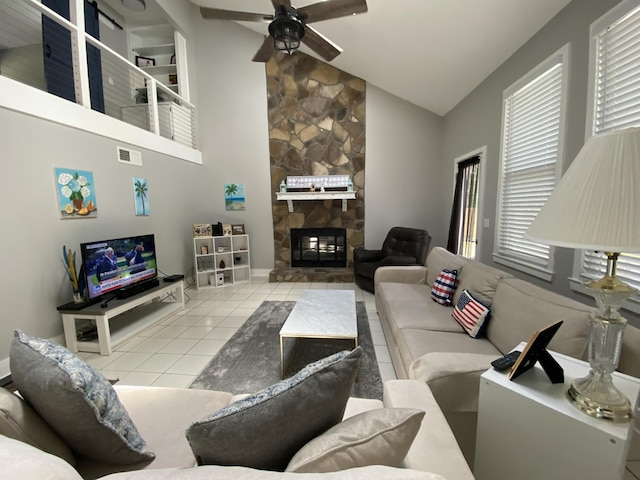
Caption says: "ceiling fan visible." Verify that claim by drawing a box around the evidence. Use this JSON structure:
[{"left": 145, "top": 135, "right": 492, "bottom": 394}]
[{"left": 200, "top": 0, "right": 368, "bottom": 63}]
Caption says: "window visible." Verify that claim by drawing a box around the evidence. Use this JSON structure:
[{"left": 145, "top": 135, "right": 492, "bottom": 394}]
[
  {"left": 493, "top": 46, "right": 569, "bottom": 281},
  {"left": 574, "top": 0, "right": 640, "bottom": 302}
]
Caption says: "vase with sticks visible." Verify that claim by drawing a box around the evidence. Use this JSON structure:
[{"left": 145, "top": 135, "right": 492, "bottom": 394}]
[{"left": 62, "top": 246, "right": 86, "bottom": 304}]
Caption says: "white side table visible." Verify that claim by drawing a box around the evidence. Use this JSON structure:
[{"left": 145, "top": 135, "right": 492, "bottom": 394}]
[{"left": 475, "top": 342, "right": 640, "bottom": 480}]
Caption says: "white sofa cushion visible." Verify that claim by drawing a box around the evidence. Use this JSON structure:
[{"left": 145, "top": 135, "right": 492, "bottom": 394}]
[
  {"left": 286, "top": 408, "right": 424, "bottom": 473},
  {"left": 0, "top": 435, "right": 83, "bottom": 480},
  {"left": 100, "top": 465, "right": 448, "bottom": 479},
  {"left": 0, "top": 387, "right": 76, "bottom": 466},
  {"left": 487, "top": 278, "right": 591, "bottom": 358}
]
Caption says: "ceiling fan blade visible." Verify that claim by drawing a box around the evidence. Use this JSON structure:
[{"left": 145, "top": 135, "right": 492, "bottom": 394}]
[
  {"left": 271, "top": 0, "right": 292, "bottom": 10},
  {"left": 252, "top": 36, "right": 276, "bottom": 63},
  {"left": 298, "top": 0, "right": 367, "bottom": 24},
  {"left": 301, "top": 25, "right": 343, "bottom": 62},
  {"left": 200, "top": 7, "right": 272, "bottom": 23}
]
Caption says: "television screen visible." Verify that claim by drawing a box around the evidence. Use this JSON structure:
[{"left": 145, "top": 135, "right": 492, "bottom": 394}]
[{"left": 81, "top": 234, "right": 157, "bottom": 300}]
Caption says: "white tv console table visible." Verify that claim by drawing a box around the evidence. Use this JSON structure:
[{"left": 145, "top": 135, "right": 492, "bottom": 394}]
[{"left": 59, "top": 281, "right": 184, "bottom": 356}]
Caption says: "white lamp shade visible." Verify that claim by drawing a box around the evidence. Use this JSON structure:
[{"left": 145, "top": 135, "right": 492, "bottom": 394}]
[{"left": 527, "top": 127, "right": 640, "bottom": 252}]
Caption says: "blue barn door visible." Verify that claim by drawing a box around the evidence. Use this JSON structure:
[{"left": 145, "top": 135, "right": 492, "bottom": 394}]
[{"left": 42, "top": 0, "right": 104, "bottom": 112}]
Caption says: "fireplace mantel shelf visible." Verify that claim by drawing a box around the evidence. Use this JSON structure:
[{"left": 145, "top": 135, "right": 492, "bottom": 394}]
[{"left": 276, "top": 191, "right": 356, "bottom": 212}]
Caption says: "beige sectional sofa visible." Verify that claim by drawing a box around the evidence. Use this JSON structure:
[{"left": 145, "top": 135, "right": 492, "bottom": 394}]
[
  {"left": 375, "top": 246, "right": 640, "bottom": 463},
  {"left": 1, "top": 379, "right": 474, "bottom": 480}
]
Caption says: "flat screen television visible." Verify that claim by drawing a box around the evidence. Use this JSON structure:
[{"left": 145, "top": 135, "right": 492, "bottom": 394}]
[{"left": 80, "top": 233, "right": 158, "bottom": 301}]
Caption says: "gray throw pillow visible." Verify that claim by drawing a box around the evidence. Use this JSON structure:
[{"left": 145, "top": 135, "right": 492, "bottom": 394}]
[
  {"left": 286, "top": 408, "right": 424, "bottom": 473},
  {"left": 186, "top": 347, "right": 362, "bottom": 471},
  {"left": 10, "top": 330, "right": 155, "bottom": 465}
]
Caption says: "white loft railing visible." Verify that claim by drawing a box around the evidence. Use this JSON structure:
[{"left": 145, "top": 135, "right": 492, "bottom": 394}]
[{"left": 0, "top": 0, "right": 199, "bottom": 162}]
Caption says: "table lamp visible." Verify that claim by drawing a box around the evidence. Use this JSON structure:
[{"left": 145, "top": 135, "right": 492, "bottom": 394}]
[{"left": 526, "top": 126, "right": 640, "bottom": 422}]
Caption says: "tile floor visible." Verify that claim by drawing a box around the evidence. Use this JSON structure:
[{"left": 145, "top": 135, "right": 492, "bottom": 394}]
[{"left": 77, "top": 276, "right": 397, "bottom": 388}]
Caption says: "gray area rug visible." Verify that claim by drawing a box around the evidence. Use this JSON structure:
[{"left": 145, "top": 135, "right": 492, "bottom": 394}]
[{"left": 189, "top": 300, "right": 383, "bottom": 400}]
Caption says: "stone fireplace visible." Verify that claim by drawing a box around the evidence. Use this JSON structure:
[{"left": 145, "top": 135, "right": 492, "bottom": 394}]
[
  {"left": 266, "top": 51, "right": 365, "bottom": 283},
  {"left": 291, "top": 228, "right": 347, "bottom": 268}
]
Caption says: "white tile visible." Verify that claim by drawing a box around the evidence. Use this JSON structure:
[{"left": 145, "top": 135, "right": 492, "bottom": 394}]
[
  {"left": 99, "top": 370, "right": 128, "bottom": 382},
  {"left": 208, "top": 307, "right": 237, "bottom": 317},
  {"left": 371, "top": 330, "right": 388, "bottom": 346},
  {"left": 368, "top": 319, "right": 383, "bottom": 332},
  {"left": 218, "top": 316, "right": 248, "bottom": 328},
  {"left": 137, "top": 324, "right": 167, "bottom": 337},
  {"left": 104, "top": 352, "right": 153, "bottom": 371},
  {"left": 153, "top": 325, "right": 188, "bottom": 339},
  {"left": 114, "top": 336, "right": 147, "bottom": 352},
  {"left": 165, "top": 355, "right": 212, "bottom": 375},
  {"left": 204, "top": 327, "right": 238, "bottom": 341},
  {"left": 128, "top": 337, "right": 173, "bottom": 353},
  {"left": 230, "top": 307, "right": 257, "bottom": 319},
  {"left": 220, "top": 300, "right": 244, "bottom": 308},
  {"left": 265, "top": 293, "right": 289, "bottom": 301},
  {"left": 374, "top": 345, "right": 392, "bottom": 363},
  {"left": 191, "top": 316, "right": 224, "bottom": 328},
  {"left": 177, "top": 326, "right": 214, "bottom": 340},
  {"left": 378, "top": 362, "right": 397, "bottom": 382},
  {"left": 188, "top": 339, "right": 226, "bottom": 356},
  {"left": 135, "top": 353, "right": 182, "bottom": 373},
  {"left": 85, "top": 351, "right": 124, "bottom": 370},
  {"left": 152, "top": 374, "right": 195, "bottom": 388},
  {"left": 167, "top": 315, "right": 202, "bottom": 327},
  {"left": 119, "top": 371, "right": 161, "bottom": 386},
  {"left": 158, "top": 338, "right": 199, "bottom": 354}
]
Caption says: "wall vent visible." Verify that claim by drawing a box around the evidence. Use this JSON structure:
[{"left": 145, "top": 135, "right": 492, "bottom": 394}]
[{"left": 117, "top": 147, "right": 142, "bottom": 166}]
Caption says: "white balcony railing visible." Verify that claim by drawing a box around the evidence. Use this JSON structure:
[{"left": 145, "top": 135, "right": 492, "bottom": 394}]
[{"left": 0, "top": 0, "right": 197, "bottom": 153}]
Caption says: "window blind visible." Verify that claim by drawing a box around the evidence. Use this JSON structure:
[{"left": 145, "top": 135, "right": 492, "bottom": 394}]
[
  {"left": 582, "top": 3, "right": 640, "bottom": 290},
  {"left": 496, "top": 62, "right": 564, "bottom": 269}
]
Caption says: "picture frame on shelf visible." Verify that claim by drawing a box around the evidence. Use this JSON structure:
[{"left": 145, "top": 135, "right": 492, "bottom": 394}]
[
  {"left": 200, "top": 245, "right": 208, "bottom": 255},
  {"left": 193, "top": 223, "right": 212, "bottom": 237},
  {"left": 135, "top": 55, "right": 155, "bottom": 68},
  {"left": 232, "top": 224, "right": 246, "bottom": 235},
  {"left": 222, "top": 224, "right": 232, "bottom": 236}
]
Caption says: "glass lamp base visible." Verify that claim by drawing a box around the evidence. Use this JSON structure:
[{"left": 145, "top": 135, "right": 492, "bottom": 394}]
[{"left": 567, "top": 372, "right": 632, "bottom": 422}]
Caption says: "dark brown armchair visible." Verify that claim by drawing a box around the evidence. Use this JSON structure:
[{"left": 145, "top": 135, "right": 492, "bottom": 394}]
[{"left": 353, "top": 227, "right": 432, "bottom": 292}]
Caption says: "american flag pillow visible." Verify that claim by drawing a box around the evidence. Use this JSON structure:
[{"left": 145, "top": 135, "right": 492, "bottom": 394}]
[
  {"left": 431, "top": 269, "right": 459, "bottom": 306},
  {"left": 452, "top": 289, "right": 491, "bottom": 338}
]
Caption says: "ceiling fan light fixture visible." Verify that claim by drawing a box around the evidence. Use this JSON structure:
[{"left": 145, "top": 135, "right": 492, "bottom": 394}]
[
  {"left": 268, "top": 13, "right": 305, "bottom": 55},
  {"left": 122, "top": 0, "right": 145, "bottom": 12}
]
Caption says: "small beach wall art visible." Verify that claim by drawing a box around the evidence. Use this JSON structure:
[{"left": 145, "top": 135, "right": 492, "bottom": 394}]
[{"left": 224, "top": 183, "right": 246, "bottom": 211}]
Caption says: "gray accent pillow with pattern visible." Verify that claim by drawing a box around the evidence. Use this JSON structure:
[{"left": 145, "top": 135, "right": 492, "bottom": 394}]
[
  {"left": 10, "top": 330, "right": 155, "bottom": 465},
  {"left": 186, "top": 347, "right": 362, "bottom": 471}
]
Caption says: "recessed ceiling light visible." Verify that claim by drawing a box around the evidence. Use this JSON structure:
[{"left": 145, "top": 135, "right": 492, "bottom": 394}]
[{"left": 122, "top": 0, "right": 145, "bottom": 12}]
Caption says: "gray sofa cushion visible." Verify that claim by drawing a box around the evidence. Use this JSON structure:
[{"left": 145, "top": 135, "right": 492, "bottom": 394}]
[
  {"left": 10, "top": 330, "right": 154, "bottom": 465},
  {"left": 185, "top": 348, "right": 361, "bottom": 471},
  {"left": 0, "top": 387, "right": 76, "bottom": 466},
  {"left": 486, "top": 278, "right": 591, "bottom": 357}
]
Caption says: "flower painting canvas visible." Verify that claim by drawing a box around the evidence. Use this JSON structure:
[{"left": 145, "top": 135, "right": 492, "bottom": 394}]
[
  {"left": 55, "top": 168, "right": 97, "bottom": 219},
  {"left": 133, "top": 177, "right": 150, "bottom": 216},
  {"left": 224, "top": 183, "right": 245, "bottom": 211}
]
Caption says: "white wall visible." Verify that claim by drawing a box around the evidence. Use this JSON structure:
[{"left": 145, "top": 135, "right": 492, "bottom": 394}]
[
  {"left": 0, "top": 5, "right": 448, "bottom": 365},
  {"left": 365, "top": 85, "right": 445, "bottom": 249}
]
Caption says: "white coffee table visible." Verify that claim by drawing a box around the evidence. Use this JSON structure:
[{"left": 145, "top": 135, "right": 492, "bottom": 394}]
[{"left": 279, "top": 289, "right": 358, "bottom": 378}]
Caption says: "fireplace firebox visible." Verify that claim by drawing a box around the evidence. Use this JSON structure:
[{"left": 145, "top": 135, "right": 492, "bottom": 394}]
[{"left": 291, "top": 228, "right": 347, "bottom": 268}]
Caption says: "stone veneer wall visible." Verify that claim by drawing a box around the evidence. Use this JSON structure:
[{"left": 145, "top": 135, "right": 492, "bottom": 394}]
[{"left": 267, "top": 51, "right": 365, "bottom": 281}]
